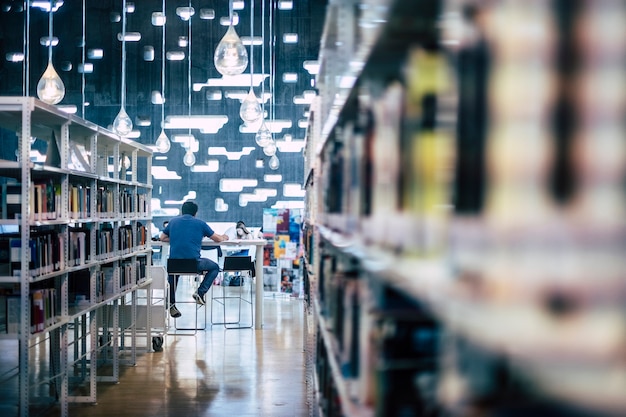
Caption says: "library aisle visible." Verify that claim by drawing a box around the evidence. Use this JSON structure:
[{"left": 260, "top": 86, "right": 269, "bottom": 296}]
[{"left": 3, "top": 296, "right": 311, "bottom": 417}]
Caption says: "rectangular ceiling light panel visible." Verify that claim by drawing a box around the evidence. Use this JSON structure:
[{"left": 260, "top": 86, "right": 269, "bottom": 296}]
[
  {"left": 219, "top": 178, "right": 258, "bottom": 192},
  {"left": 283, "top": 183, "right": 306, "bottom": 197},
  {"left": 208, "top": 146, "right": 255, "bottom": 160}
]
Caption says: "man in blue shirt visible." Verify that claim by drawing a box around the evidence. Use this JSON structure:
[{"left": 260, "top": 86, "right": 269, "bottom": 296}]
[{"left": 160, "top": 201, "right": 229, "bottom": 317}]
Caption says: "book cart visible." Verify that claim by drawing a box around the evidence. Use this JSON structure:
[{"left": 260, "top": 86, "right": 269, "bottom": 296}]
[
  {"left": 0, "top": 96, "right": 155, "bottom": 417},
  {"left": 303, "top": 1, "right": 626, "bottom": 416}
]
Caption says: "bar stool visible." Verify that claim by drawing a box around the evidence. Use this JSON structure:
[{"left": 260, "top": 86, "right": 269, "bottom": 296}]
[
  {"left": 167, "top": 258, "right": 206, "bottom": 334},
  {"left": 210, "top": 255, "right": 254, "bottom": 329}
]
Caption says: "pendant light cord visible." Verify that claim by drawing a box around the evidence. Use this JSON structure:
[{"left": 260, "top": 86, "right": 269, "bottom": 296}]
[
  {"left": 250, "top": 0, "right": 254, "bottom": 88},
  {"left": 23, "top": 0, "right": 30, "bottom": 96},
  {"left": 161, "top": 0, "right": 166, "bottom": 130},
  {"left": 48, "top": 1, "right": 53, "bottom": 63},
  {"left": 121, "top": 0, "right": 127, "bottom": 109},
  {"left": 187, "top": 0, "right": 192, "bottom": 148},
  {"left": 269, "top": 0, "right": 274, "bottom": 128},
  {"left": 261, "top": 0, "right": 265, "bottom": 114},
  {"left": 81, "top": 0, "right": 86, "bottom": 117}
]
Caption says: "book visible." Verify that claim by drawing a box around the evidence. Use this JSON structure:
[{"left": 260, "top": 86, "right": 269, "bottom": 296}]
[
  {"left": 0, "top": 238, "right": 10, "bottom": 276},
  {"left": 31, "top": 289, "right": 45, "bottom": 333},
  {"left": 68, "top": 227, "right": 89, "bottom": 266},
  {"left": 44, "top": 288, "right": 56, "bottom": 327},
  {"left": 45, "top": 130, "right": 61, "bottom": 168},
  {"left": 10, "top": 238, "right": 21, "bottom": 276},
  {"left": 6, "top": 296, "right": 19, "bottom": 333},
  {"left": 70, "top": 185, "right": 79, "bottom": 218},
  {"left": 6, "top": 183, "right": 22, "bottom": 220},
  {"left": 102, "top": 266, "right": 115, "bottom": 297}
]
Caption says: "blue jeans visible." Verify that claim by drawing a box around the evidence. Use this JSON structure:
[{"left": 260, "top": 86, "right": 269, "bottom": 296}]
[{"left": 168, "top": 257, "right": 220, "bottom": 305}]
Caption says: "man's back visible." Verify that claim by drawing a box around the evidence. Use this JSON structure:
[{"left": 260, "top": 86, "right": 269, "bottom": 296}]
[{"left": 166, "top": 214, "right": 213, "bottom": 259}]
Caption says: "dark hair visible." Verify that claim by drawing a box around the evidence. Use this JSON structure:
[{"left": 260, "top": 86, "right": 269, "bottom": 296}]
[
  {"left": 181, "top": 201, "right": 198, "bottom": 216},
  {"left": 236, "top": 220, "right": 250, "bottom": 233}
]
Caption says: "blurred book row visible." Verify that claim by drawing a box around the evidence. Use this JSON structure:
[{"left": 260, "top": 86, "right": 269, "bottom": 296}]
[{"left": 305, "top": 1, "right": 626, "bottom": 416}]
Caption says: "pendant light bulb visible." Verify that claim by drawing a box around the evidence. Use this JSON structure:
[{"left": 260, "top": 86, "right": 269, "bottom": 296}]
[
  {"left": 183, "top": 149, "right": 196, "bottom": 167},
  {"left": 38, "top": 3, "right": 64, "bottom": 105},
  {"left": 262, "top": 139, "right": 277, "bottom": 156},
  {"left": 37, "top": 61, "right": 65, "bottom": 104},
  {"left": 155, "top": 129, "right": 171, "bottom": 153},
  {"left": 113, "top": 106, "right": 133, "bottom": 136},
  {"left": 255, "top": 121, "right": 272, "bottom": 147},
  {"left": 115, "top": 0, "right": 132, "bottom": 137},
  {"left": 269, "top": 154, "right": 280, "bottom": 170},
  {"left": 240, "top": 88, "right": 263, "bottom": 124},
  {"left": 214, "top": 25, "right": 248, "bottom": 76},
  {"left": 119, "top": 154, "right": 131, "bottom": 171}
]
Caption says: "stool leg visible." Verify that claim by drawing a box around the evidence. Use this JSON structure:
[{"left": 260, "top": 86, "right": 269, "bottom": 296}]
[
  {"left": 224, "top": 272, "right": 253, "bottom": 330},
  {"left": 210, "top": 276, "right": 227, "bottom": 325},
  {"left": 169, "top": 274, "right": 206, "bottom": 334}
]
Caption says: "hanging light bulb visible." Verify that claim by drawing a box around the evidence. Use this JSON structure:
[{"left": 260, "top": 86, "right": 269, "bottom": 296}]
[
  {"left": 214, "top": 25, "right": 248, "bottom": 76},
  {"left": 37, "top": 3, "right": 65, "bottom": 104},
  {"left": 113, "top": 0, "right": 133, "bottom": 136},
  {"left": 214, "top": 0, "right": 247, "bottom": 76},
  {"left": 268, "top": 154, "right": 280, "bottom": 170},
  {"left": 262, "top": 139, "right": 277, "bottom": 156},
  {"left": 182, "top": 0, "right": 195, "bottom": 168},
  {"left": 122, "top": 154, "right": 131, "bottom": 170},
  {"left": 240, "top": 0, "right": 259, "bottom": 125},
  {"left": 255, "top": 121, "right": 272, "bottom": 147},
  {"left": 183, "top": 148, "right": 196, "bottom": 166},
  {"left": 240, "top": 88, "right": 263, "bottom": 124},
  {"left": 113, "top": 107, "right": 132, "bottom": 136},
  {"left": 155, "top": 129, "right": 171, "bottom": 153},
  {"left": 37, "top": 61, "right": 65, "bottom": 104}
]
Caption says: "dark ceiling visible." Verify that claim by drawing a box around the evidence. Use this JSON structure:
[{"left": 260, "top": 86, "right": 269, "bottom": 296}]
[{"left": 0, "top": 0, "right": 327, "bottom": 226}]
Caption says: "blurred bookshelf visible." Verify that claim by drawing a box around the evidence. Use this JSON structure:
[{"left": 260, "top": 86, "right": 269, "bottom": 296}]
[{"left": 303, "top": 1, "right": 626, "bottom": 416}]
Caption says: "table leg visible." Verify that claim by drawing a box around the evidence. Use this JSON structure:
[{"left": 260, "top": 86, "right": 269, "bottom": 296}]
[{"left": 255, "top": 245, "right": 263, "bottom": 329}]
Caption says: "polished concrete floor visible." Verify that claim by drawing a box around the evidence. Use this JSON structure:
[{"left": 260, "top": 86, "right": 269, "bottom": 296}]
[{"left": 1, "top": 284, "right": 313, "bottom": 417}]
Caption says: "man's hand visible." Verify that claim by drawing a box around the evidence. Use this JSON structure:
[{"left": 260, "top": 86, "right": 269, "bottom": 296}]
[{"left": 210, "top": 232, "right": 229, "bottom": 242}]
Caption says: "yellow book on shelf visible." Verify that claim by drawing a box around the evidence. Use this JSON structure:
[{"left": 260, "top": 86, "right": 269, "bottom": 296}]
[{"left": 71, "top": 186, "right": 79, "bottom": 217}]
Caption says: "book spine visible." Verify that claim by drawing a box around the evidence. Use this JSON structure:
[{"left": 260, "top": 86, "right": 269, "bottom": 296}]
[{"left": 6, "top": 296, "right": 19, "bottom": 334}]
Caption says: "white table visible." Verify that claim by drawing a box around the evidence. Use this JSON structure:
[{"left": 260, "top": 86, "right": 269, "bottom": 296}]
[{"left": 153, "top": 239, "right": 267, "bottom": 329}]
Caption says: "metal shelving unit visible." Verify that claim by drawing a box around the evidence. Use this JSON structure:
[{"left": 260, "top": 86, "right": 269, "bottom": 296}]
[{"left": 0, "top": 96, "right": 154, "bottom": 417}]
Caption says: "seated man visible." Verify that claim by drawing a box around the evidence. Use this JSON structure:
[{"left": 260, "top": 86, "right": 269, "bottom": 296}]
[{"left": 160, "top": 201, "right": 229, "bottom": 317}]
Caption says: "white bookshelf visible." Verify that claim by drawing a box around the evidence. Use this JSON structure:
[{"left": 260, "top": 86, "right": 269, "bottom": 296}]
[{"left": 0, "top": 96, "right": 154, "bottom": 417}]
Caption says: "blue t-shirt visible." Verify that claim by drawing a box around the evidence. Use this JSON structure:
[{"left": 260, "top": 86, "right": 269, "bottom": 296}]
[{"left": 163, "top": 214, "right": 215, "bottom": 259}]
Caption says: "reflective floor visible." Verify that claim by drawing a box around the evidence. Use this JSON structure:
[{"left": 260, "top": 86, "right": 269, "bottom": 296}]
[
  {"left": 1, "top": 287, "right": 311, "bottom": 417},
  {"left": 75, "top": 294, "right": 309, "bottom": 417}
]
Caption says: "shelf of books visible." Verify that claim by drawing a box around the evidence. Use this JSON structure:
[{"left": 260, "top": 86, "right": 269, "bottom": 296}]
[
  {"left": 0, "top": 96, "right": 154, "bottom": 417},
  {"left": 304, "top": 1, "right": 626, "bottom": 416}
]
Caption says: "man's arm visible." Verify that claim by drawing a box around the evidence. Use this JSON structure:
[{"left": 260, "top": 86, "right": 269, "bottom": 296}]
[
  {"left": 209, "top": 232, "right": 229, "bottom": 242},
  {"left": 159, "top": 232, "right": 170, "bottom": 242}
]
